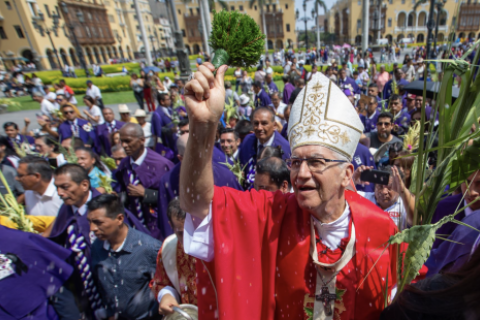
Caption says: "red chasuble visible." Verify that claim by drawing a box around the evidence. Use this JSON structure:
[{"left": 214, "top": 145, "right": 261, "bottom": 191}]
[{"left": 198, "top": 186, "right": 398, "bottom": 320}]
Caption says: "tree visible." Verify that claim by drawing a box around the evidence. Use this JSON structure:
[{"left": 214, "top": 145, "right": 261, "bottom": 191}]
[
  {"left": 313, "top": 0, "right": 327, "bottom": 50},
  {"left": 249, "top": 0, "right": 271, "bottom": 58}
]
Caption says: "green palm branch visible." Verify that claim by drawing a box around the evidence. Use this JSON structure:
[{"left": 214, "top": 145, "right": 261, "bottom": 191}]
[{"left": 220, "top": 156, "right": 247, "bottom": 185}]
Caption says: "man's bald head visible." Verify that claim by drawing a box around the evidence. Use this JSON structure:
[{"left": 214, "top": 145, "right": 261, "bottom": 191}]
[
  {"left": 102, "top": 107, "right": 115, "bottom": 123},
  {"left": 120, "top": 123, "right": 144, "bottom": 138},
  {"left": 119, "top": 123, "right": 145, "bottom": 159},
  {"left": 177, "top": 132, "right": 189, "bottom": 161}
]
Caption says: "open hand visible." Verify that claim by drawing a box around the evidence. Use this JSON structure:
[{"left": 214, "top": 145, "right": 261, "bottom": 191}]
[{"left": 184, "top": 62, "right": 228, "bottom": 124}]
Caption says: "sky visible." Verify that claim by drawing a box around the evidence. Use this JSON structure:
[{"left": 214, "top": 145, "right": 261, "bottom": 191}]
[{"left": 294, "top": 0, "right": 337, "bottom": 30}]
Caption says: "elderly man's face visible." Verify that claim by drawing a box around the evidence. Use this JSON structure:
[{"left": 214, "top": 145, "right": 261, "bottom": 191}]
[
  {"left": 290, "top": 145, "right": 353, "bottom": 217},
  {"left": 54, "top": 173, "right": 90, "bottom": 207},
  {"left": 271, "top": 94, "right": 280, "bottom": 107},
  {"left": 120, "top": 128, "right": 145, "bottom": 158},
  {"left": 374, "top": 176, "right": 399, "bottom": 210},
  {"left": 253, "top": 110, "right": 275, "bottom": 144}
]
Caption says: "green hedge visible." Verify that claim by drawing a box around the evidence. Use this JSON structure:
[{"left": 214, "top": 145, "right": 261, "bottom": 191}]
[{"left": 51, "top": 76, "right": 132, "bottom": 95}]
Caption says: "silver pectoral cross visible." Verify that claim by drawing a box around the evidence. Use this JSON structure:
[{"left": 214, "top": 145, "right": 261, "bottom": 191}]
[{"left": 316, "top": 286, "right": 337, "bottom": 316}]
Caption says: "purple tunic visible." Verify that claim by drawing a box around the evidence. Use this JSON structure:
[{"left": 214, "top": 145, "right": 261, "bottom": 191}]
[
  {"left": 95, "top": 120, "right": 125, "bottom": 156},
  {"left": 0, "top": 225, "right": 73, "bottom": 320},
  {"left": 150, "top": 106, "right": 177, "bottom": 161},
  {"left": 157, "top": 161, "right": 243, "bottom": 238},
  {"left": 282, "top": 82, "right": 295, "bottom": 105},
  {"left": 116, "top": 148, "right": 174, "bottom": 240},
  {"left": 430, "top": 194, "right": 465, "bottom": 250},
  {"left": 338, "top": 76, "right": 360, "bottom": 95},
  {"left": 382, "top": 78, "right": 410, "bottom": 101},
  {"left": 360, "top": 110, "right": 380, "bottom": 133},
  {"left": 238, "top": 131, "right": 291, "bottom": 168},
  {"left": 352, "top": 143, "right": 376, "bottom": 192},
  {"left": 57, "top": 118, "right": 96, "bottom": 146},
  {"left": 8, "top": 135, "right": 35, "bottom": 150},
  {"left": 254, "top": 89, "right": 272, "bottom": 108},
  {"left": 267, "top": 81, "right": 279, "bottom": 94}
]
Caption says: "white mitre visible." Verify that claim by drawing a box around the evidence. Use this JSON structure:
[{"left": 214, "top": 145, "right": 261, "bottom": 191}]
[{"left": 287, "top": 72, "right": 364, "bottom": 160}]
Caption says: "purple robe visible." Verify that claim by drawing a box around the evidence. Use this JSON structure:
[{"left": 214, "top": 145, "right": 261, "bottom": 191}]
[
  {"left": 57, "top": 118, "right": 96, "bottom": 146},
  {"left": 430, "top": 193, "right": 465, "bottom": 250},
  {"left": 360, "top": 110, "right": 380, "bottom": 133},
  {"left": 8, "top": 135, "right": 35, "bottom": 150},
  {"left": 352, "top": 143, "right": 376, "bottom": 192},
  {"left": 393, "top": 109, "right": 411, "bottom": 132},
  {"left": 0, "top": 225, "right": 73, "bottom": 320},
  {"left": 282, "top": 82, "right": 295, "bottom": 104},
  {"left": 426, "top": 209, "right": 480, "bottom": 276},
  {"left": 254, "top": 89, "right": 272, "bottom": 108},
  {"left": 157, "top": 161, "right": 243, "bottom": 238},
  {"left": 150, "top": 106, "right": 176, "bottom": 160},
  {"left": 382, "top": 78, "right": 410, "bottom": 101},
  {"left": 238, "top": 131, "right": 291, "bottom": 169},
  {"left": 281, "top": 123, "right": 288, "bottom": 140},
  {"left": 116, "top": 148, "right": 174, "bottom": 240},
  {"left": 95, "top": 120, "right": 125, "bottom": 156},
  {"left": 338, "top": 76, "right": 360, "bottom": 95},
  {"left": 267, "top": 81, "right": 278, "bottom": 94}
]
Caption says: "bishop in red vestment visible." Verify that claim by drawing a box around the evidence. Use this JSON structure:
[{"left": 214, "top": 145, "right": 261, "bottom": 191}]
[{"left": 178, "top": 63, "right": 399, "bottom": 320}]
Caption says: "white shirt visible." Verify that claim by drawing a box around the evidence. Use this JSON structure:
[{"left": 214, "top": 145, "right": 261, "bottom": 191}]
[
  {"left": 86, "top": 84, "right": 102, "bottom": 99},
  {"left": 130, "top": 147, "right": 148, "bottom": 167},
  {"left": 40, "top": 98, "right": 57, "bottom": 116},
  {"left": 358, "top": 191, "right": 407, "bottom": 230},
  {"left": 24, "top": 179, "right": 63, "bottom": 217},
  {"left": 183, "top": 201, "right": 351, "bottom": 262},
  {"left": 142, "top": 122, "right": 154, "bottom": 147},
  {"left": 273, "top": 102, "right": 287, "bottom": 125},
  {"left": 88, "top": 105, "right": 105, "bottom": 126},
  {"left": 45, "top": 92, "right": 59, "bottom": 109}
]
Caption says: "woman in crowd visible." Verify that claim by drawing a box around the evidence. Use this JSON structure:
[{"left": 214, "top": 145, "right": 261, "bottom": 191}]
[
  {"left": 141, "top": 70, "right": 155, "bottom": 112},
  {"left": 240, "top": 70, "right": 253, "bottom": 94},
  {"left": 75, "top": 147, "right": 109, "bottom": 192},
  {"left": 34, "top": 135, "right": 67, "bottom": 168},
  {"left": 0, "top": 136, "right": 20, "bottom": 168},
  {"left": 82, "top": 95, "right": 104, "bottom": 127},
  {"left": 130, "top": 73, "right": 144, "bottom": 110}
]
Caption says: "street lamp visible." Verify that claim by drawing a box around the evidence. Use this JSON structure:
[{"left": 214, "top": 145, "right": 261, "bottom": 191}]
[
  {"left": 32, "top": 10, "right": 63, "bottom": 70},
  {"left": 296, "top": 1, "right": 312, "bottom": 51},
  {"left": 61, "top": 2, "right": 90, "bottom": 77},
  {"left": 433, "top": 0, "right": 447, "bottom": 55},
  {"left": 149, "top": 33, "right": 157, "bottom": 61}
]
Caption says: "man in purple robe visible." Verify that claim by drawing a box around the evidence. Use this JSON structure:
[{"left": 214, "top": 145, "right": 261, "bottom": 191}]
[
  {"left": 116, "top": 123, "right": 174, "bottom": 240},
  {"left": 361, "top": 96, "right": 382, "bottom": 133},
  {"left": 48, "top": 163, "right": 148, "bottom": 320},
  {"left": 157, "top": 133, "right": 243, "bottom": 238},
  {"left": 265, "top": 74, "right": 278, "bottom": 94},
  {"left": 390, "top": 94, "right": 411, "bottom": 136},
  {"left": 282, "top": 76, "right": 295, "bottom": 105},
  {"left": 95, "top": 107, "right": 124, "bottom": 156},
  {"left": 57, "top": 104, "right": 96, "bottom": 147},
  {"left": 338, "top": 68, "right": 360, "bottom": 95},
  {"left": 382, "top": 69, "right": 410, "bottom": 101},
  {"left": 253, "top": 81, "right": 272, "bottom": 108},
  {"left": 0, "top": 225, "right": 73, "bottom": 320},
  {"left": 4, "top": 121, "right": 35, "bottom": 150},
  {"left": 352, "top": 143, "right": 376, "bottom": 192},
  {"left": 151, "top": 93, "right": 177, "bottom": 159}
]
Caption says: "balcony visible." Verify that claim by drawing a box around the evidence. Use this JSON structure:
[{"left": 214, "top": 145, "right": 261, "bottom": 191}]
[
  {"left": 263, "top": 11, "right": 284, "bottom": 38},
  {"left": 457, "top": 3, "right": 480, "bottom": 31},
  {"left": 183, "top": 14, "right": 203, "bottom": 42},
  {"left": 394, "top": 25, "right": 449, "bottom": 33}
]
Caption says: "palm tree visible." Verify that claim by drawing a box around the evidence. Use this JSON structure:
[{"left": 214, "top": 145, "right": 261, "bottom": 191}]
[
  {"left": 313, "top": 0, "right": 327, "bottom": 50},
  {"left": 249, "top": 0, "right": 271, "bottom": 57}
]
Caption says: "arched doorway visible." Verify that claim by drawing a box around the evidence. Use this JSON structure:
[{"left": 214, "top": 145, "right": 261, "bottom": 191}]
[
  {"left": 417, "top": 33, "right": 424, "bottom": 43},
  {"left": 21, "top": 49, "right": 34, "bottom": 63},
  {"left": 355, "top": 35, "right": 362, "bottom": 45},
  {"left": 60, "top": 48, "right": 69, "bottom": 66},
  {"left": 193, "top": 44, "right": 200, "bottom": 54},
  {"left": 185, "top": 45, "right": 191, "bottom": 55},
  {"left": 397, "top": 34, "right": 405, "bottom": 42},
  {"left": 459, "top": 32, "right": 465, "bottom": 39},
  {"left": 69, "top": 48, "right": 78, "bottom": 66},
  {"left": 437, "top": 33, "right": 445, "bottom": 42},
  {"left": 85, "top": 47, "right": 94, "bottom": 65},
  {"left": 368, "top": 34, "right": 373, "bottom": 44},
  {"left": 46, "top": 49, "right": 57, "bottom": 69},
  {"left": 287, "top": 39, "right": 293, "bottom": 48},
  {"left": 418, "top": 12, "right": 427, "bottom": 27},
  {"left": 99, "top": 47, "right": 107, "bottom": 63},
  {"left": 468, "top": 32, "right": 475, "bottom": 40},
  {"left": 407, "top": 12, "right": 416, "bottom": 27},
  {"left": 118, "top": 46, "right": 124, "bottom": 59},
  {"left": 439, "top": 10, "right": 447, "bottom": 26},
  {"left": 267, "top": 39, "right": 273, "bottom": 50},
  {"left": 126, "top": 46, "right": 132, "bottom": 60},
  {"left": 106, "top": 47, "right": 111, "bottom": 60},
  {"left": 397, "top": 12, "right": 406, "bottom": 27},
  {"left": 112, "top": 47, "right": 117, "bottom": 58},
  {"left": 408, "top": 33, "right": 415, "bottom": 40},
  {"left": 386, "top": 34, "right": 392, "bottom": 43},
  {"left": 276, "top": 39, "right": 283, "bottom": 49},
  {"left": 93, "top": 47, "right": 101, "bottom": 64}
]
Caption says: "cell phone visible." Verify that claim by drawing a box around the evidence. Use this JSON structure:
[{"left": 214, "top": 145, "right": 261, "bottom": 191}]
[{"left": 360, "top": 169, "right": 390, "bottom": 185}]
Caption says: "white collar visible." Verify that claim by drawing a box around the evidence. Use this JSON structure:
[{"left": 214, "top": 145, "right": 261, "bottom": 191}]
[
  {"left": 35, "top": 178, "right": 56, "bottom": 198},
  {"left": 69, "top": 119, "right": 77, "bottom": 125},
  {"left": 312, "top": 202, "right": 351, "bottom": 250},
  {"left": 257, "top": 132, "right": 276, "bottom": 149},
  {"left": 130, "top": 147, "right": 147, "bottom": 167},
  {"left": 230, "top": 149, "right": 239, "bottom": 161},
  {"left": 108, "top": 120, "right": 116, "bottom": 126},
  {"left": 72, "top": 191, "right": 92, "bottom": 216},
  {"left": 103, "top": 228, "right": 128, "bottom": 252},
  {"left": 367, "top": 110, "right": 378, "bottom": 120}
]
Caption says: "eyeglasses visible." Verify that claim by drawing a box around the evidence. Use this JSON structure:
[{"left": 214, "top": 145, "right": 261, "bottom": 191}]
[
  {"left": 286, "top": 157, "right": 348, "bottom": 172},
  {"left": 63, "top": 110, "right": 75, "bottom": 115},
  {"left": 377, "top": 122, "right": 392, "bottom": 127}
]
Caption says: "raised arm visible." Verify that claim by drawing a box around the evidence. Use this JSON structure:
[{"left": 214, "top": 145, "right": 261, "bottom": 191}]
[{"left": 179, "top": 63, "right": 227, "bottom": 220}]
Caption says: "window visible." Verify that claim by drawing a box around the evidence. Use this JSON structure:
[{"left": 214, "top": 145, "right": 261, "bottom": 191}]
[
  {"left": 189, "top": 8, "right": 193, "bottom": 15},
  {"left": 389, "top": 0, "right": 393, "bottom": 3},
  {"left": 254, "top": 5, "right": 257, "bottom": 10},
  {"left": 178, "top": 9, "right": 181, "bottom": 14},
  {"left": 0, "top": 26, "right": 7, "bottom": 39},
  {"left": 136, "top": 25, "right": 140, "bottom": 30},
  {"left": 134, "top": 15, "right": 137, "bottom": 19},
  {"left": 108, "top": 14, "right": 115, "bottom": 22},
  {"left": 4, "top": 1, "right": 11, "bottom": 10},
  {"left": 239, "top": 5, "right": 243, "bottom": 10},
  {"left": 55, "top": 6, "right": 61, "bottom": 18},
  {"left": 14, "top": 25, "right": 24, "bottom": 38},
  {"left": 358, "top": 0, "right": 361, "bottom": 4},
  {"left": 181, "top": 29, "right": 186, "bottom": 37},
  {"left": 286, "top": 23, "right": 290, "bottom": 32},
  {"left": 266, "top": 4, "right": 269, "bottom": 11},
  {"left": 230, "top": 6, "right": 234, "bottom": 10},
  {"left": 196, "top": 8, "right": 200, "bottom": 14},
  {"left": 388, "top": 18, "right": 392, "bottom": 27},
  {"left": 401, "top": 0, "right": 405, "bottom": 3},
  {"left": 273, "top": 4, "right": 276, "bottom": 11},
  {"left": 104, "top": 0, "right": 110, "bottom": 5},
  {"left": 145, "top": 15, "right": 148, "bottom": 21},
  {"left": 285, "top": 3, "right": 288, "bottom": 9},
  {"left": 357, "top": 19, "right": 361, "bottom": 29},
  {"left": 44, "top": 4, "right": 51, "bottom": 17}
]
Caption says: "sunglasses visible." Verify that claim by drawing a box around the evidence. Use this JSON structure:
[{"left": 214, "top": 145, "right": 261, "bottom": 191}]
[
  {"left": 63, "top": 110, "right": 75, "bottom": 115},
  {"left": 377, "top": 122, "right": 392, "bottom": 127}
]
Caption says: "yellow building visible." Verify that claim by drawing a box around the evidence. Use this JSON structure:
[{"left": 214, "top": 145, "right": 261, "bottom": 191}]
[
  {"left": 173, "top": 0, "right": 296, "bottom": 55},
  {"left": 324, "top": 0, "right": 480, "bottom": 45},
  {"left": 0, "top": 0, "right": 166, "bottom": 70}
]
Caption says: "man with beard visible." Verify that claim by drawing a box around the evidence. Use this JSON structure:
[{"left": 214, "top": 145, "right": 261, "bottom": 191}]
[{"left": 365, "top": 112, "right": 402, "bottom": 149}]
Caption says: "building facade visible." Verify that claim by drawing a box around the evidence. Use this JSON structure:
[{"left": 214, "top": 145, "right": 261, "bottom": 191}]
[
  {"left": 173, "top": 0, "right": 296, "bottom": 55},
  {"left": 324, "top": 0, "right": 480, "bottom": 45},
  {"left": 0, "top": 0, "right": 169, "bottom": 70}
]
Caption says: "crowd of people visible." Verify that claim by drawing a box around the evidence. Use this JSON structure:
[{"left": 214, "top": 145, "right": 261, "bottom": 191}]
[{"left": 1, "top": 39, "right": 480, "bottom": 320}]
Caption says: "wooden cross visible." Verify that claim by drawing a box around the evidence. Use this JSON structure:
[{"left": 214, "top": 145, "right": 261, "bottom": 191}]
[{"left": 316, "top": 286, "right": 336, "bottom": 316}]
